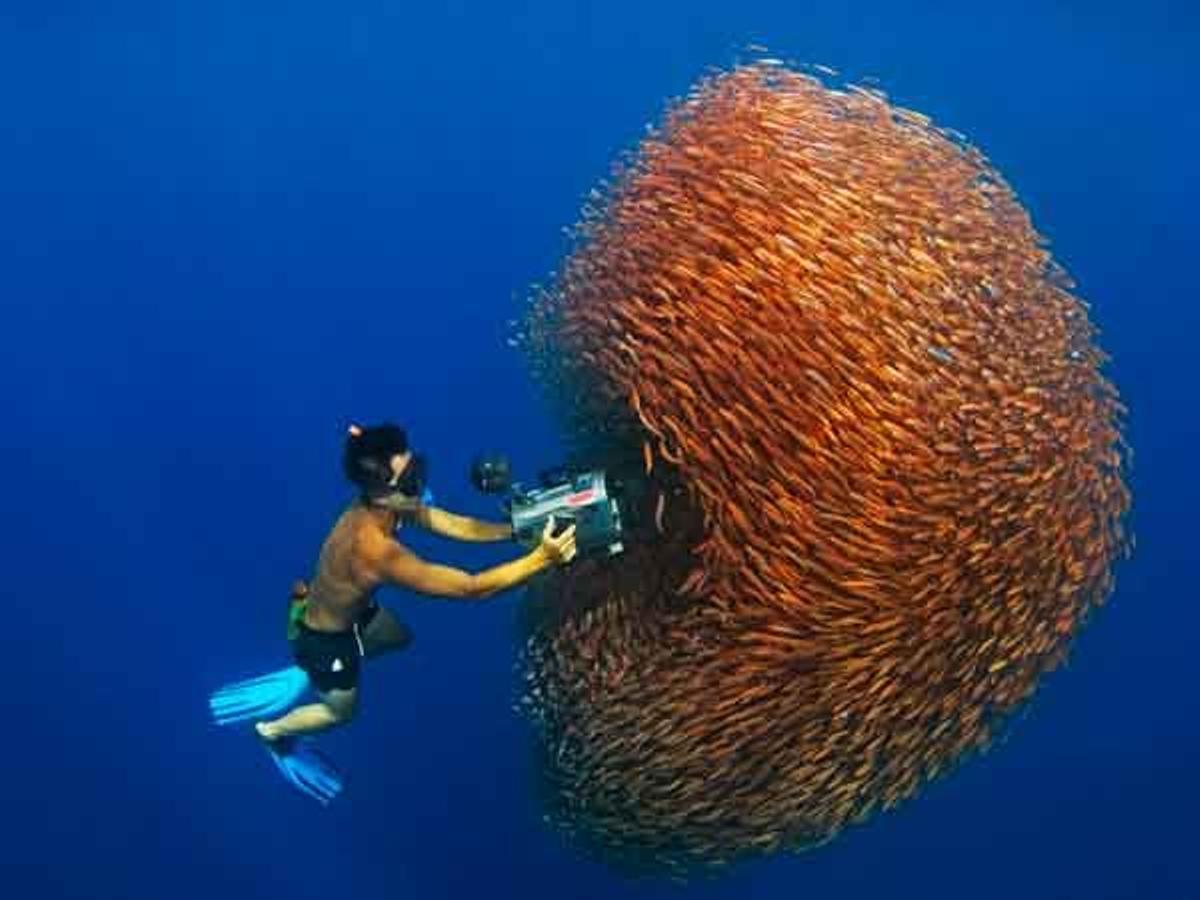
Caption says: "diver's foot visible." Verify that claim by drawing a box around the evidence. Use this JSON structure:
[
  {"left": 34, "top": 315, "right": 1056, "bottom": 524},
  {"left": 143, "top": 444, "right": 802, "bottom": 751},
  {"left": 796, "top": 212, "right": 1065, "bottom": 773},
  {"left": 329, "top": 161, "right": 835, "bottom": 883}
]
[{"left": 255, "top": 721, "right": 287, "bottom": 746}]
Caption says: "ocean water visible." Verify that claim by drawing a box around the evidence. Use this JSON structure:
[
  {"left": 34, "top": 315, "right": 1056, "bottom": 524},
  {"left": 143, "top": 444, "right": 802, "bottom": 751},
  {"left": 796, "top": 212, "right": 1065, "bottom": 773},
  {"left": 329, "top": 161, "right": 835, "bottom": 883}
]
[{"left": 1, "top": 3, "right": 1195, "bottom": 899}]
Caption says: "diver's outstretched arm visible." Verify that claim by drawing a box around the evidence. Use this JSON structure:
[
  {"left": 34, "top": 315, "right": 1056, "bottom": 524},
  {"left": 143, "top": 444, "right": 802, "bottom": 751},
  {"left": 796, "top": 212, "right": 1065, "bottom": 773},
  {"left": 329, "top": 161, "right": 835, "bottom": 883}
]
[
  {"left": 413, "top": 505, "right": 514, "bottom": 543},
  {"left": 371, "top": 520, "right": 575, "bottom": 600}
]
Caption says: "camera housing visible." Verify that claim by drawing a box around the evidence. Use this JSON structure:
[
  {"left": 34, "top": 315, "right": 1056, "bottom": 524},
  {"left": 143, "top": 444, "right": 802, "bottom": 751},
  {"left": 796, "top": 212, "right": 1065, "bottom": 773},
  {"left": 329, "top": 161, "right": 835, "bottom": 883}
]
[
  {"left": 469, "top": 454, "right": 626, "bottom": 558},
  {"left": 510, "top": 469, "right": 624, "bottom": 558}
]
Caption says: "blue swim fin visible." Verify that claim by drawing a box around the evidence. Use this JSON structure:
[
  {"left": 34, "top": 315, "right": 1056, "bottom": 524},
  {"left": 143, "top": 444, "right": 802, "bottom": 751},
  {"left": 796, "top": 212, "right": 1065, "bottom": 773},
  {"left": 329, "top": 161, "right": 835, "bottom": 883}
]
[
  {"left": 265, "top": 738, "right": 344, "bottom": 806},
  {"left": 209, "top": 666, "right": 310, "bottom": 725}
]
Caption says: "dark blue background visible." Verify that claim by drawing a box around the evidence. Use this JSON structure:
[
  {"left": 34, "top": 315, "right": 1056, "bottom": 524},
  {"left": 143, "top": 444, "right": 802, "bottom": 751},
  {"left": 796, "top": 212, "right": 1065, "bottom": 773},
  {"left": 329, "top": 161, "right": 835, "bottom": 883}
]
[{"left": 1, "top": 2, "right": 1194, "bottom": 898}]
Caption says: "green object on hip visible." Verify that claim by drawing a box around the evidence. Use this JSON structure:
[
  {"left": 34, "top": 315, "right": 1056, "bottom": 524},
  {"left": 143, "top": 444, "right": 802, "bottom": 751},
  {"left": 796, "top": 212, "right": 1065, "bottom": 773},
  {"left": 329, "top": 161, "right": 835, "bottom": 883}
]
[{"left": 287, "top": 596, "right": 308, "bottom": 641}]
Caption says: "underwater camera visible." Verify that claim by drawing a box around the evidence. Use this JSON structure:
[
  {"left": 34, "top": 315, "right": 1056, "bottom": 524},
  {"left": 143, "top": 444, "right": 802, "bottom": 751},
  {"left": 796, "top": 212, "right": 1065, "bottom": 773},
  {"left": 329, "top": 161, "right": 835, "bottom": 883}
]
[{"left": 469, "top": 453, "right": 627, "bottom": 558}]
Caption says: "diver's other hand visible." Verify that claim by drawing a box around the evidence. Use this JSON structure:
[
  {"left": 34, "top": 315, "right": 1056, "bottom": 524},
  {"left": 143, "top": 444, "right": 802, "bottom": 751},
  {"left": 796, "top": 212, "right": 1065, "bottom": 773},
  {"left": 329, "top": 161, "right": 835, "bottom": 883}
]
[{"left": 539, "top": 516, "right": 577, "bottom": 565}]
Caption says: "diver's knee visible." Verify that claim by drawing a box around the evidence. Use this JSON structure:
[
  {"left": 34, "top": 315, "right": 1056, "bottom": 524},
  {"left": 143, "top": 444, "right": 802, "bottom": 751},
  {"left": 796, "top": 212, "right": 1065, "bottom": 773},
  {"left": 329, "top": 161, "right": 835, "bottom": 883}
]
[
  {"left": 395, "top": 624, "right": 414, "bottom": 651},
  {"left": 323, "top": 690, "right": 357, "bottom": 723}
]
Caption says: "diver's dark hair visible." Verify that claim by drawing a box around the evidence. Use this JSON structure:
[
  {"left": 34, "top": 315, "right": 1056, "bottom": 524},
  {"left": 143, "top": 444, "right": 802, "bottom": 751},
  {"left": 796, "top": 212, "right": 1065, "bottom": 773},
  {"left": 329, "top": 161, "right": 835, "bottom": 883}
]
[{"left": 343, "top": 423, "right": 408, "bottom": 493}]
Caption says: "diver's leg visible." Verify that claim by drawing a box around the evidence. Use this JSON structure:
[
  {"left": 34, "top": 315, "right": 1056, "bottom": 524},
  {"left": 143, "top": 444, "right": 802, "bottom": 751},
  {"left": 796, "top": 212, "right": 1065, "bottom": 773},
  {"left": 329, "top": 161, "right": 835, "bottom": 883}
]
[
  {"left": 256, "top": 687, "right": 357, "bottom": 741},
  {"left": 360, "top": 606, "right": 413, "bottom": 659}
]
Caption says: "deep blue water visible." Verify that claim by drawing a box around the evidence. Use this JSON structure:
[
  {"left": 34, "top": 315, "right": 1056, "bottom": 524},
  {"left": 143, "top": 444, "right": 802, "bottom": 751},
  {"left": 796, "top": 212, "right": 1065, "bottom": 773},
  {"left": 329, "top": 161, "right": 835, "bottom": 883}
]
[{"left": 2, "top": 3, "right": 1195, "bottom": 899}]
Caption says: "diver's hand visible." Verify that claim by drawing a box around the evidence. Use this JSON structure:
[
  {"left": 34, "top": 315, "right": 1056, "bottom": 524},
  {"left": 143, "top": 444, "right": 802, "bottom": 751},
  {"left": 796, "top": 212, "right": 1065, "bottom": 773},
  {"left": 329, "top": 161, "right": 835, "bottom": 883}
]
[{"left": 538, "top": 516, "right": 577, "bottom": 566}]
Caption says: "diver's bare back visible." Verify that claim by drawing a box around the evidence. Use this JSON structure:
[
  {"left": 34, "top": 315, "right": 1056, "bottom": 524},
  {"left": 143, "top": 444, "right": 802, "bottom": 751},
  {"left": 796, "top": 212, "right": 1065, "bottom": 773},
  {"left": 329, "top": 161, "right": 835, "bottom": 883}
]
[{"left": 304, "top": 505, "right": 392, "bottom": 631}]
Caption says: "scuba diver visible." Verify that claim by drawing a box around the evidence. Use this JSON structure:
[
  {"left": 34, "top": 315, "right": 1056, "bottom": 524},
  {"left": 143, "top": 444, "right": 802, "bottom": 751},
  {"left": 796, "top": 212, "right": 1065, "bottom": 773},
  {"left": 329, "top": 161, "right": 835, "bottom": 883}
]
[{"left": 209, "top": 422, "right": 577, "bottom": 804}]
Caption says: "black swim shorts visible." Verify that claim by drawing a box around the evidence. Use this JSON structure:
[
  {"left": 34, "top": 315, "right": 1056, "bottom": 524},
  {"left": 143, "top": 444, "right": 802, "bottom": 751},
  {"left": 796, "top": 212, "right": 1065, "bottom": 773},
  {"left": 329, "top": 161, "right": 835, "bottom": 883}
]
[{"left": 290, "top": 601, "right": 380, "bottom": 693}]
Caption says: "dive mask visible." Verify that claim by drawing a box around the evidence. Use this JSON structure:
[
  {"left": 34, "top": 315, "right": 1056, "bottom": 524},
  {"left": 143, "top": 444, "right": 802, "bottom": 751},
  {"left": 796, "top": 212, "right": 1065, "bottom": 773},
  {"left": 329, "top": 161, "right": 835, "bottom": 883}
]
[{"left": 393, "top": 452, "right": 428, "bottom": 498}]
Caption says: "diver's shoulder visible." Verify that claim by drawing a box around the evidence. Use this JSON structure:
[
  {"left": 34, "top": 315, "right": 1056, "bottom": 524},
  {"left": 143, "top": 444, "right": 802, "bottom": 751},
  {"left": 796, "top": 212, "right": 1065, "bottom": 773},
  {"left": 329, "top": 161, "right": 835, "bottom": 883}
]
[
  {"left": 331, "top": 501, "right": 378, "bottom": 536},
  {"left": 349, "top": 509, "right": 402, "bottom": 557}
]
